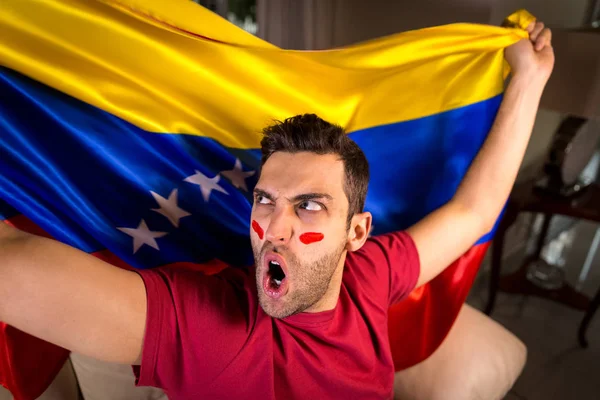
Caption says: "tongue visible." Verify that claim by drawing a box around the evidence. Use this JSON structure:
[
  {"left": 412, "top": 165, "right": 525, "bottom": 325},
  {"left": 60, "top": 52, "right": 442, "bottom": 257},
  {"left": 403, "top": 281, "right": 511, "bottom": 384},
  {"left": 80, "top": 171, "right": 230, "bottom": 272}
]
[
  {"left": 270, "top": 276, "right": 285, "bottom": 290},
  {"left": 264, "top": 274, "right": 287, "bottom": 299}
]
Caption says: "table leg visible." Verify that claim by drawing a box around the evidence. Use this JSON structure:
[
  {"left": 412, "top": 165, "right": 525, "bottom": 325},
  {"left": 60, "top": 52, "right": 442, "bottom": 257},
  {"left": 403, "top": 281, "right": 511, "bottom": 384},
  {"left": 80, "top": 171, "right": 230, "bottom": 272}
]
[
  {"left": 484, "top": 208, "right": 519, "bottom": 315},
  {"left": 577, "top": 227, "right": 600, "bottom": 291},
  {"left": 533, "top": 213, "right": 552, "bottom": 259},
  {"left": 485, "top": 228, "right": 505, "bottom": 315},
  {"left": 578, "top": 285, "right": 600, "bottom": 348}
]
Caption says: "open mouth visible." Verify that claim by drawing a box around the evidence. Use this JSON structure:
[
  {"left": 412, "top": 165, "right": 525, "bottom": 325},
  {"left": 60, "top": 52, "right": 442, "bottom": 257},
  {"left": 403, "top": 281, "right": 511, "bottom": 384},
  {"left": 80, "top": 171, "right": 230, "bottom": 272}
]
[{"left": 263, "top": 255, "right": 289, "bottom": 299}]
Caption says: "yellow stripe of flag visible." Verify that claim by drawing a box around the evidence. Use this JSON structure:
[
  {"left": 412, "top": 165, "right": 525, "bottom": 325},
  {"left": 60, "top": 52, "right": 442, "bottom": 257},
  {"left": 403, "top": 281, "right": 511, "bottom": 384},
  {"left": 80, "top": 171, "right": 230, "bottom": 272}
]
[{"left": 0, "top": 0, "right": 532, "bottom": 149}]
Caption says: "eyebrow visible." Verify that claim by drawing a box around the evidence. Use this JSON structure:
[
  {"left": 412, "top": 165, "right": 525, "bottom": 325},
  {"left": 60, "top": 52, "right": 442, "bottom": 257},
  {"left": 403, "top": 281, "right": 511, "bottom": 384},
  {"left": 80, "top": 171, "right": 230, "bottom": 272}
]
[
  {"left": 253, "top": 188, "right": 276, "bottom": 201},
  {"left": 253, "top": 188, "right": 333, "bottom": 203},
  {"left": 291, "top": 192, "right": 333, "bottom": 203}
]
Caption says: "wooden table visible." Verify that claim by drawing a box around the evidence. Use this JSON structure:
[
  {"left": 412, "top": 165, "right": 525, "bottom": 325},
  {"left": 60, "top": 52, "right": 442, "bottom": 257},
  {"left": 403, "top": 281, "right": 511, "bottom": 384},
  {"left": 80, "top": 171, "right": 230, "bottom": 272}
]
[{"left": 484, "top": 180, "right": 600, "bottom": 347}]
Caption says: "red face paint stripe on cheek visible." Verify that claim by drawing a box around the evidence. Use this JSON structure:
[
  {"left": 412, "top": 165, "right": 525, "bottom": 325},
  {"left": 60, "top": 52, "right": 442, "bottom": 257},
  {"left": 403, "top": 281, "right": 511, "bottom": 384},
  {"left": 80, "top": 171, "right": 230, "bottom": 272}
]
[
  {"left": 299, "top": 232, "right": 324, "bottom": 244},
  {"left": 251, "top": 220, "right": 264, "bottom": 240}
]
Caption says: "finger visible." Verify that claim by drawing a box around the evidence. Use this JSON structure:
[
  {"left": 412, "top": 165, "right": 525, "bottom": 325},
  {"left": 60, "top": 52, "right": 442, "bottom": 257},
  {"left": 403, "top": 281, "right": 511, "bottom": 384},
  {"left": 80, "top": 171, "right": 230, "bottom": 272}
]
[
  {"left": 531, "top": 22, "right": 545, "bottom": 39},
  {"left": 530, "top": 22, "right": 545, "bottom": 41},
  {"left": 535, "top": 36, "right": 546, "bottom": 51},
  {"left": 526, "top": 21, "right": 536, "bottom": 33},
  {"left": 536, "top": 28, "right": 552, "bottom": 51}
]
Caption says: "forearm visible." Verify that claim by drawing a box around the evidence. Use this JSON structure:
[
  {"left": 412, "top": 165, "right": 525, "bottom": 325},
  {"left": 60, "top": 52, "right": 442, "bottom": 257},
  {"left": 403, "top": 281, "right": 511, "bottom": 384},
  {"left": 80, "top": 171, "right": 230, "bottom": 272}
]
[
  {"left": 0, "top": 221, "right": 27, "bottom": 242},
  {"left": 409, "top": 22, "right": 553, "bottom": 287},
  {"left": 0, "top": 225, "right": 61, "bottom": 322},
  {"left": 0, "top": 223, "right": 30, "bottom": 319},
  {"left": 452, "top": 73, "right": 546, "bottom": 230},
  {"left": 0, "top": 222, "right": 146, "bottom": 363}
]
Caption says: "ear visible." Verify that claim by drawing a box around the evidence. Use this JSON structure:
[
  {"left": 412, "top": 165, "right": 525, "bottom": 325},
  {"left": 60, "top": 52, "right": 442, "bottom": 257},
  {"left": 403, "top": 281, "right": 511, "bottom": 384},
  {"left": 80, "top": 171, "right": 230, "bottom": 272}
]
[{"left": 346, "top": 211, "right": 372, "bottom": 252}]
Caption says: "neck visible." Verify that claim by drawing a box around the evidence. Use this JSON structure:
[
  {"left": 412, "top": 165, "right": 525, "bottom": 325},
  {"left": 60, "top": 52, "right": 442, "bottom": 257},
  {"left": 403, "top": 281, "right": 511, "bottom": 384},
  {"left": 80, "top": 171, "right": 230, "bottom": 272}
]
[{"left": 304, "top": 251, "right": 347, "bottom": 313}]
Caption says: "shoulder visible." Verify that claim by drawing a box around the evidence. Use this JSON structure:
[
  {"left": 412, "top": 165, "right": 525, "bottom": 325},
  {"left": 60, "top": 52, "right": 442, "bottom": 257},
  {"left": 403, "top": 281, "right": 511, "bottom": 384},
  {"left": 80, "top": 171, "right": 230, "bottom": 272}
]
[
  {"left": 344, "top": 231, "right": 420, "bottom": 305},
  {"left": 134, "top": 265, "right": 263, "bottom": 392},
  {"left": 348, "top": 231, "right": 417, "bottom": 264},
  {"left": 136, "top": 264, "right": 257, "bottom": 309}
]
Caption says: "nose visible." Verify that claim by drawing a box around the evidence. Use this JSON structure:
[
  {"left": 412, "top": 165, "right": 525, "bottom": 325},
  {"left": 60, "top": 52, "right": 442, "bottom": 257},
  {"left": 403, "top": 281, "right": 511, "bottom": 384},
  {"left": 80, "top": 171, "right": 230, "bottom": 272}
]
[{"left": 264, "top": 205, "right": 294, "bottom": 245}]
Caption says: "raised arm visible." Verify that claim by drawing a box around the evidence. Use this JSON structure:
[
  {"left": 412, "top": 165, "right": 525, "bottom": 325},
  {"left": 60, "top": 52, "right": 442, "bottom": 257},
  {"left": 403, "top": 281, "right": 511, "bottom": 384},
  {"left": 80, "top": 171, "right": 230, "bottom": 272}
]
[
  {"left": 0, "top": 222, "right": 146, "bottom": 364},
  {"left": 408, "top": 21, "right": 554, "bottom": 287}
]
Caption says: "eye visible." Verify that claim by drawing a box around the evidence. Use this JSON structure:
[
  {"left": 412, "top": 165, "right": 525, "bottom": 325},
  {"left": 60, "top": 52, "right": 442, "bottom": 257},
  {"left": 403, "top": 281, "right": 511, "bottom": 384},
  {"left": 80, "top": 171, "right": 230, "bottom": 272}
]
[
  {"left": 299, "top": 200, "right": 323, "bottom": 211},
  {"left": 256, "top": 195, "right": 272, "bottom": 205}
]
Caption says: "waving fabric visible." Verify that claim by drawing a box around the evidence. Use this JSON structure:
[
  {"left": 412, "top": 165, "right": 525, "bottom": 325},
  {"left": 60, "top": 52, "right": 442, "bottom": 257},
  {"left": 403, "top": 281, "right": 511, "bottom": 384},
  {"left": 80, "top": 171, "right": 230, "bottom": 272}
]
[{"left": 0, "top": 1, "right": 533, "bottom": 398}]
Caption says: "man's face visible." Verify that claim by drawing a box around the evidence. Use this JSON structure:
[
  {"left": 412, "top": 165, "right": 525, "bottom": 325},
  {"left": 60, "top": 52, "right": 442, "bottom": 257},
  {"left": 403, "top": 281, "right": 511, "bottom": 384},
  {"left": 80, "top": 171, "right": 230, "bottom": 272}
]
[{"left": 251, "top": 152, "right": 350, "bottom": 319}]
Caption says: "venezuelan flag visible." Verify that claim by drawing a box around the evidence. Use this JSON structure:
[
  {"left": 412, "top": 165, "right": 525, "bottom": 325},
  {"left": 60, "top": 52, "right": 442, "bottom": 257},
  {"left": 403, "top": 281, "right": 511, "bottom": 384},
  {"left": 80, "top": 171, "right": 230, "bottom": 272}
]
[{"left": 0, "top": 1, "right": 534, "bottom": 398}]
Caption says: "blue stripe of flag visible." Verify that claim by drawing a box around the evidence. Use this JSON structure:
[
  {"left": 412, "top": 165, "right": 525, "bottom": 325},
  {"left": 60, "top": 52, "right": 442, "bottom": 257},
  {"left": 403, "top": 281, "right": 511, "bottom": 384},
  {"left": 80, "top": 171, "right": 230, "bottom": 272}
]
[{"left": 0, "top": 67, "right": 500, "bottom": 269}]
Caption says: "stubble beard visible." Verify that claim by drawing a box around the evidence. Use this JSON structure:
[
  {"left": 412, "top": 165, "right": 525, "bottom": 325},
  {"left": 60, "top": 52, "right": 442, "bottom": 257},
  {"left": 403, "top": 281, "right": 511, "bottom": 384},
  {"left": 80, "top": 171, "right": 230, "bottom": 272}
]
[{"left": 253, "top": 240, "right": 346, "bottom": 319}]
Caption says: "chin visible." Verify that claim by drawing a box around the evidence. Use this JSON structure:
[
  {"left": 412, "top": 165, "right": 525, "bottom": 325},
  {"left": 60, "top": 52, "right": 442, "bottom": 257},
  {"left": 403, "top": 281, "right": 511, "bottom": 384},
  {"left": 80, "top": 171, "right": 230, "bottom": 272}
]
[{"left": 258, "top": 294, "right": 297, "bottom": 319}]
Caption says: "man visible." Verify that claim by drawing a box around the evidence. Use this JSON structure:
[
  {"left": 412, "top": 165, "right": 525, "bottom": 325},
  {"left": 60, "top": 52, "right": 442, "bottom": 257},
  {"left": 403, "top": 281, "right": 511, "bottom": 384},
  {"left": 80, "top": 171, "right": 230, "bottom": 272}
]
[{"left": 0, "top": 21, "right": 553, "bottom": 399}]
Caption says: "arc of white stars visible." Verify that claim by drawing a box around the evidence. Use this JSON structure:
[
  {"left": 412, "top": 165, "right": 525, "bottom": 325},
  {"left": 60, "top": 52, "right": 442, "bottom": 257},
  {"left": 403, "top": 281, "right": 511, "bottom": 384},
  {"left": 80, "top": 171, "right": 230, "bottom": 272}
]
[
  {"left": 184, "top": 170, "right": 228, "bottom": 202},
  {"left": 220, "top": 158, "right": 255, "bottom": 192},
  {"left": 117, "top": 219, "right": 168, "bottom": 254},
  {"left": 150, "top": 189, "right": 191, "bottom": 228}
]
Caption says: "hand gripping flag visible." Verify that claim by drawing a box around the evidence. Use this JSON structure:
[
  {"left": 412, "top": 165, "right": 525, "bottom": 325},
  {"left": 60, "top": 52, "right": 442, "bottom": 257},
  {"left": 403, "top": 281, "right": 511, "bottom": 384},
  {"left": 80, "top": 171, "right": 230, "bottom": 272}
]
[{"left": 0, "top": 1, "right": 534, "bottom": 398}]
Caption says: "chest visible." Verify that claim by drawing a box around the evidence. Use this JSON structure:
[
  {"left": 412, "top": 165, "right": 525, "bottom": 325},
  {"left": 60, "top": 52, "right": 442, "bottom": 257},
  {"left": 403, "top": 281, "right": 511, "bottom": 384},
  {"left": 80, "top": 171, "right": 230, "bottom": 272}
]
[
  {"left": 198, "top": 303, "right": 394, "bottom": 399},
  {"left": 273, "top": 320, "right": 394, "bottom": 399}
]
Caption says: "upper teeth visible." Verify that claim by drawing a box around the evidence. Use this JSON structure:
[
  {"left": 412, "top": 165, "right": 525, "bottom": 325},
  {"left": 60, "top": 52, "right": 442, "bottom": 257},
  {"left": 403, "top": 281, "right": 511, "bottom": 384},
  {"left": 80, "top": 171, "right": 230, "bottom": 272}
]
[{"left": 270, "top": 261, "right": 280, "bottom": 266}]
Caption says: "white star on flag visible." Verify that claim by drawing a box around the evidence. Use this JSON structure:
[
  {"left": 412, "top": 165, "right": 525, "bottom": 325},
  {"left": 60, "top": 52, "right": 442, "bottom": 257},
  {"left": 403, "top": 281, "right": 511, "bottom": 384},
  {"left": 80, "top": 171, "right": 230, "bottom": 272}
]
[
  {"left": 184, "top": 170, "right": 228, "bottom": 202},
  {"left": 150, "top": 189, "right": 191, "bottom": 228},
  {"left": 220, "top": 158, "right": 255, "bottom": 192},
  {"left": 118, "top": 219, "right": 168, "bottom": 254}
]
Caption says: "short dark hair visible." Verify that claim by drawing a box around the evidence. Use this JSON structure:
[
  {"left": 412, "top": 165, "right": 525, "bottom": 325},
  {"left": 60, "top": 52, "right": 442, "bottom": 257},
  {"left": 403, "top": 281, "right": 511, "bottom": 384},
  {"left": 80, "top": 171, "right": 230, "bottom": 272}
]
[{"left": 260, "top": 114, "right": 369, "bottom": 225}]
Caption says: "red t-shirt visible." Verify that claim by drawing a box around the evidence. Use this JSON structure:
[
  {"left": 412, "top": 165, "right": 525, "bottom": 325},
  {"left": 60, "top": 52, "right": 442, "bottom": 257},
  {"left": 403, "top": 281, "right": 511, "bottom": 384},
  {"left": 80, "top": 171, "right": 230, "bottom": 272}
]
[{"left": 133, "top": 231, "right": 420, "bottom": 399}]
